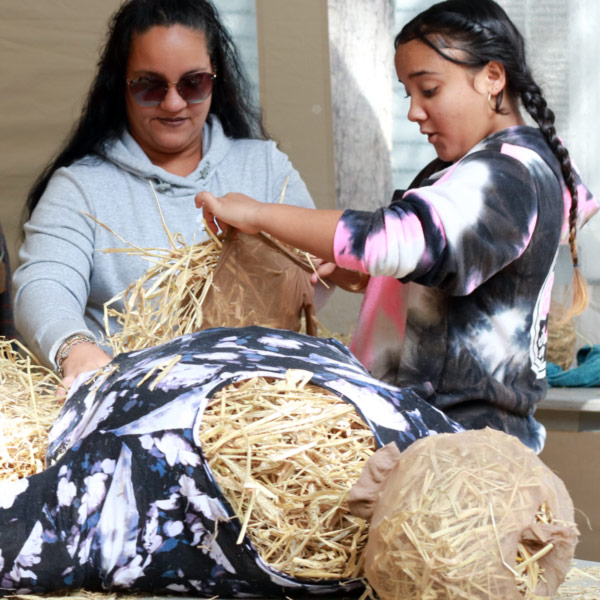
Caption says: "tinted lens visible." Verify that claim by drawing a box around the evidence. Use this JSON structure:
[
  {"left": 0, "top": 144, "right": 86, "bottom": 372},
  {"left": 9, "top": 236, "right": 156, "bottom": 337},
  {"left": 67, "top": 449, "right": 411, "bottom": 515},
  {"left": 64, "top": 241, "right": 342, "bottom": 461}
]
[
  {"left": 128, "top": 76, "right": 168, "bottom": 106},
  {"left": 176, "top": 72, "right": 215, "bottom": 103}
]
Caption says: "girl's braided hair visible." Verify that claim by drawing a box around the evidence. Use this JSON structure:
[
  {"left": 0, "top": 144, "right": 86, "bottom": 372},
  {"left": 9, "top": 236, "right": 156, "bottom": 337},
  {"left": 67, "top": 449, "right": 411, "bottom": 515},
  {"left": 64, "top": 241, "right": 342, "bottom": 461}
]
[{"left": 396, "top": 0, "right": 587, "bottom": 316}]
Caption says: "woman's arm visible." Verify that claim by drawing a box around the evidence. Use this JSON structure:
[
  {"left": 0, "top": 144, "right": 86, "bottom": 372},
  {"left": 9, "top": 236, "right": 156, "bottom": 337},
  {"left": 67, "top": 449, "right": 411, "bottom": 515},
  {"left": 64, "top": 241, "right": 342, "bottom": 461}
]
[{"left": 13, "top": 169, "right": 99, "bottom": 369}]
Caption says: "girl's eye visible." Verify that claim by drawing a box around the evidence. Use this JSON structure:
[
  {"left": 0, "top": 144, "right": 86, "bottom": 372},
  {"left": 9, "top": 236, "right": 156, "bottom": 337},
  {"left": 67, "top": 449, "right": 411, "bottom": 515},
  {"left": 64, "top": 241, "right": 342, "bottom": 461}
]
[{"left": 422, "top": 87, "right": 438, "bottom": 97}]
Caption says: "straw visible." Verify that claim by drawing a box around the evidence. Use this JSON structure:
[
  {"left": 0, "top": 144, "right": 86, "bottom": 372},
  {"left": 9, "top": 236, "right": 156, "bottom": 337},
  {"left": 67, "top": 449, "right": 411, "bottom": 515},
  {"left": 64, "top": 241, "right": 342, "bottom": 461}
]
[
  {"left": 84, "top": 210, "right": 223, "bottom": 356},
  {"left": 546, "top": 301, "right": 577, "bottom": 371},
  {"left": 0, "top": 338, "right": 62, "bottom": 481},
  {"left": 199, "top": 370, "right": 376, "bottom": 580}
]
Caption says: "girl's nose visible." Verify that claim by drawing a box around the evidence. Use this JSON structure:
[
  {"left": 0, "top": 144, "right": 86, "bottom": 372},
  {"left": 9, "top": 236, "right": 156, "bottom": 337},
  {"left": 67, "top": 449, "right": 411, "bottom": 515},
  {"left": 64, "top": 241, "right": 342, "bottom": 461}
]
[{"left": 407, "top": 98, "right": 427, "bottom": 123}]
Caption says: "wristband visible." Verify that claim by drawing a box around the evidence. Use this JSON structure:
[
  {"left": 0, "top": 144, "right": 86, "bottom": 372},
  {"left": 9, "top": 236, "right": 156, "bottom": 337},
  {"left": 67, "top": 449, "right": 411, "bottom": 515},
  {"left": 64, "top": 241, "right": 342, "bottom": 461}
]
[{"left": 55, "top": 334, "right": 97, "bottom": 378}]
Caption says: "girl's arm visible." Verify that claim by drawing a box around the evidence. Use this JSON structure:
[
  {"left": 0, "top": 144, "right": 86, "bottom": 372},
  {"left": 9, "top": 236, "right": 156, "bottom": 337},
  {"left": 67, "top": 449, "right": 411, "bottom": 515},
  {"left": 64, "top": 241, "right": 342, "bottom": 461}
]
[{"left": 196, "top": 191, "right": 342, "bottom": 263}]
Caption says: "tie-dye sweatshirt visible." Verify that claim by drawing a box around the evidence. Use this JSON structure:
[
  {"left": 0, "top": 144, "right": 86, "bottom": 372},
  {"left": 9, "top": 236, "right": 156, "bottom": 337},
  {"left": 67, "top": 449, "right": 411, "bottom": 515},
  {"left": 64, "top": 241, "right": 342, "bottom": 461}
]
[{"left": 334, "top": 126, "right": 598, "bottom": 428}]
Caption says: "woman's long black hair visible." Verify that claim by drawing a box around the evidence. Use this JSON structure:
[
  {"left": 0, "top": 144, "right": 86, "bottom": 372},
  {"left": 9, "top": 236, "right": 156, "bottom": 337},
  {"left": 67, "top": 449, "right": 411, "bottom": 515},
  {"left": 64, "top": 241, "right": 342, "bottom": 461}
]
[
  {"left": 395, "top": 0, "right": 587, "bottom": 315},
  {"left": 25, "top": 0, "right": 266, "bottom": 219}
]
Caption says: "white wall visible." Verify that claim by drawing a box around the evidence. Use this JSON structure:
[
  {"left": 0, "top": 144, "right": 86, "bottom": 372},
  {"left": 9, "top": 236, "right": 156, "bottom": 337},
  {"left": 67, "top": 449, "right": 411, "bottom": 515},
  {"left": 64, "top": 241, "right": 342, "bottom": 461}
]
[{"left": 212, "top": 0, "right": 259, "bottom": 101}]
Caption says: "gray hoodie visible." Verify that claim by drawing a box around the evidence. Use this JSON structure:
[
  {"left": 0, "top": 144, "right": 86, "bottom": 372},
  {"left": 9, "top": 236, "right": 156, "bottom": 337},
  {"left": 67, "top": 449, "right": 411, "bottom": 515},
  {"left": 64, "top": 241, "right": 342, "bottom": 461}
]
[{"left": 14, "top": 116, "right": 315, "bottom": 368}]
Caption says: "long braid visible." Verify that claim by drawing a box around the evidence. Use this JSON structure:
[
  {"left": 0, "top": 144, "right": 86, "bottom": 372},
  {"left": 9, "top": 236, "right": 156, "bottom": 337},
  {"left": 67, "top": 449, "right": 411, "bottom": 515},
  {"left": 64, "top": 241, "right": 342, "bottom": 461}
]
[{"left": 520, "top": 77, "right": 588, "bottom": 317}]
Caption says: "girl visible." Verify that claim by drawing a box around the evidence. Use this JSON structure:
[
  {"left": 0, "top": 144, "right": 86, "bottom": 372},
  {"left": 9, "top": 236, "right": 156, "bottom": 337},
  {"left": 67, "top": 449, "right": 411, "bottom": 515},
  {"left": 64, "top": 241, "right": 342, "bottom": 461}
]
[{"left": 199, "top": 0, "right": 599, "bottom": 453}]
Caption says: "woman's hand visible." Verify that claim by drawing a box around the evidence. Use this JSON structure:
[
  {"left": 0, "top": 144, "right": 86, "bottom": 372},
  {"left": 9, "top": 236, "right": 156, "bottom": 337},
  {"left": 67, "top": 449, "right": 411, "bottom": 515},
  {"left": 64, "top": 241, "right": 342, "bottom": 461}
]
[
  {"left": 56, "top": 343, "right": 113, "bottom": 398},
  {"left": 196, "top": 191, "right": 263, "bottom": 235}
]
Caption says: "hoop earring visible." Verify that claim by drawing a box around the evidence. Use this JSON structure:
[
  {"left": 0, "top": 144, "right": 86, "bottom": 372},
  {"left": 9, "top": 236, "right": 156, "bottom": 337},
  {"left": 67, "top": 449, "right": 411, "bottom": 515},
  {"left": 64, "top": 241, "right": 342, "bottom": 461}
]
[{"left": 487, "top": 90, "right": 496, "bottom": 112}]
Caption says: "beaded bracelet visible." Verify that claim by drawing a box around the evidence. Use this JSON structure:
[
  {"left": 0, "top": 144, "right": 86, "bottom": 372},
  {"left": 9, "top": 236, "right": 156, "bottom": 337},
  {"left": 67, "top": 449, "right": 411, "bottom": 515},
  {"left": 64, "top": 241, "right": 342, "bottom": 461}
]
[{"left": 55, "top": 334, "right": 97, "bottom": 378}]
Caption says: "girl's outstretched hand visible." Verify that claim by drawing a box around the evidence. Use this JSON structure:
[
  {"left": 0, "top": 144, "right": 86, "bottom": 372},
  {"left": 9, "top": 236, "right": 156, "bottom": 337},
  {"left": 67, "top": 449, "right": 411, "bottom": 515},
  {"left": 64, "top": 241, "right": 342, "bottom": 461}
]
[
  {"left": 197, "top": 191, "right": 342, "bottom": 263},
  {"left": 196, "top": 191, "right": 262, "bottom": 235}
]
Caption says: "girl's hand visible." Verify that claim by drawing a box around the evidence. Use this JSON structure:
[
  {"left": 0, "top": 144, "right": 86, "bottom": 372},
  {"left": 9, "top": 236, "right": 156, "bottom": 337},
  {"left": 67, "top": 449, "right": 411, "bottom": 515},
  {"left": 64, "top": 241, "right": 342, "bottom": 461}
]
[
  {"left": 310, "top": 258, "right": 370, "bottom": 293},
  {"left": 197, "top": 191, "right": 342, "bottom": 263},
  {"left": 196, "top": 191, "right": 262, "bottom": 235},
  {"left": 309, "top": 258, "right": 337, "bottom": 285},
  {"left": 56, "top": 343, "right": 112, "bottom": 398}
]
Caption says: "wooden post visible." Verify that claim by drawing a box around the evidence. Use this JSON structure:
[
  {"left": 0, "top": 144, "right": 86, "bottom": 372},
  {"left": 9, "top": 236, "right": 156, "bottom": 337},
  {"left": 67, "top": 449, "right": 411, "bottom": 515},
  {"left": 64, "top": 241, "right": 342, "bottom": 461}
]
[
  {"left": 255, "top": 0, "right": 395, "bottom": 334},
  {"left": 255, "top": 0, "right": 337, "bottom": 210}
]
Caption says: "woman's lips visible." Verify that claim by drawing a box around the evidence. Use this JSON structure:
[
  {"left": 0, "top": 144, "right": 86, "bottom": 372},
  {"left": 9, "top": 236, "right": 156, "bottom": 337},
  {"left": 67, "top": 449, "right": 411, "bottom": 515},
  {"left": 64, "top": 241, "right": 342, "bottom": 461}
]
[{"left": 157, "top": 117, "right": 187, "bottom": 127}]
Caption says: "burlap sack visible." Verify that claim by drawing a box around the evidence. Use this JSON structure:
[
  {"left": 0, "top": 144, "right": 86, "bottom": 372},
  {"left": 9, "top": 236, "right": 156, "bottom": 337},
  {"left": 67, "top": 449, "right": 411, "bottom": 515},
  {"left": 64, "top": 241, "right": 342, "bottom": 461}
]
[
  {"left": 352, "top": 428, "right": 578, "bottom": 600},
  {"left": 200, "top": 230, "right": 317, "bottom": 335}
]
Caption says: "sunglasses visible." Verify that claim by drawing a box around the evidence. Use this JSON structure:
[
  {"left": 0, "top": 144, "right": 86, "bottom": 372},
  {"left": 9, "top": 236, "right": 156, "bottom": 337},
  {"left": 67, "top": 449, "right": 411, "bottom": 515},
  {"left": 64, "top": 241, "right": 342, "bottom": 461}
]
[{"left": 127, "top": 71, "right": 216, "bottom": 106}]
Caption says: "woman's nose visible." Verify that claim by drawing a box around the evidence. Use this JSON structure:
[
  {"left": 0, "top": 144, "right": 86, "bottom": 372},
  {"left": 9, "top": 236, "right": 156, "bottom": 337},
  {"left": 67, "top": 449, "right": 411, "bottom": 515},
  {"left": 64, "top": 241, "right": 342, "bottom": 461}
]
[{"left": 160, "top": 83, "right": 188, "bottom": 111}]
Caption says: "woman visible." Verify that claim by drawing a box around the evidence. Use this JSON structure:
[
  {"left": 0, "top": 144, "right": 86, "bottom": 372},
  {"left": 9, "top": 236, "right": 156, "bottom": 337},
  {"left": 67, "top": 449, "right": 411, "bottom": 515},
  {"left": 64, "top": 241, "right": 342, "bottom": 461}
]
[
  {"left": 198, "top": 0, "right": 599, "bottom": 453},
  {"left": 13, "top": 0, "right": 315, "bottom": 389}
]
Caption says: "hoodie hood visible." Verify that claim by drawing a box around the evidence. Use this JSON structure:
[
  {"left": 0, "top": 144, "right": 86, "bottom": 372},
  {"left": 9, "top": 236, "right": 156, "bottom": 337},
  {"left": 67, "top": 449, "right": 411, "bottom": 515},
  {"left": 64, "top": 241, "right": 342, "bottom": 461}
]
[{"left": 101, "top": 115, "right": 231, "bottom": 198}]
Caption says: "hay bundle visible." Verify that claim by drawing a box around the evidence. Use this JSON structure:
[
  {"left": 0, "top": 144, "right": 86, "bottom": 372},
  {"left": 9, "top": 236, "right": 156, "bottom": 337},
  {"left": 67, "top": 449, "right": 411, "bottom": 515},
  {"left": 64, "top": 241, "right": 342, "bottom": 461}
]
[
  {"left": 0, "top": 338, "right": 61, "bottom": 480},
  {"left": 546, "top": 300, "right": 577, "bottom": 371},
  {"left": 103, "top": 230, "right": 222, "bottom": 355},
  {"left": 101, "top": 228, "right": 322, "bottom": 355},
  {"left": 91, "top": 199, "right": 322, "bottom": 355},
  {"left": 199, "top": 369, "right": 375, "bottom": 580},
  {"left": 364, "top": 428, "right": 578, "bottom": 600},
  {"left": 82, "top": 190, "right": 223, "bottom": 355}
]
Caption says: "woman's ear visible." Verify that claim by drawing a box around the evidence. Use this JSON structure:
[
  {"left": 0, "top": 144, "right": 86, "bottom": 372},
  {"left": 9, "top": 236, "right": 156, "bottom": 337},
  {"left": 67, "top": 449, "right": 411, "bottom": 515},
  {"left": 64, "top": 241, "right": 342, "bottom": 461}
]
[{"left": 474, "top": 60, "right": 507, "bottom": 96}]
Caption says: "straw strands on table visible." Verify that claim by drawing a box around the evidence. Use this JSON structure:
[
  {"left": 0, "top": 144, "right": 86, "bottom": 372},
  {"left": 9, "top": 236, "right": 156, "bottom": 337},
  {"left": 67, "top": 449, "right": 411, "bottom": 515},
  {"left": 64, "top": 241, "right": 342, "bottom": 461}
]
[
  {"left": 200, "top": 369, "right": 376, "bottom": 580},
  {"left": 0, "top": 338, "right": 62, "bottom": 481}
]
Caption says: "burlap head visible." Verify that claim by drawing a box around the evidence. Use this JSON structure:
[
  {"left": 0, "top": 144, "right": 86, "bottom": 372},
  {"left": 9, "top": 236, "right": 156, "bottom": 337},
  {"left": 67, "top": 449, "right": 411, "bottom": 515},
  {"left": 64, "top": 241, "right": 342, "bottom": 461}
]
[{"left": 352, "top": 428, "right": 578, "bottom": 600}]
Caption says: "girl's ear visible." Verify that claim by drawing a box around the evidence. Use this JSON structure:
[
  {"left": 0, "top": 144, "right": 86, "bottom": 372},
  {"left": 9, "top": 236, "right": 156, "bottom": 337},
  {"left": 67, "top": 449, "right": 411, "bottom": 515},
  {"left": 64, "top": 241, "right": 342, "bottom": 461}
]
[{"left": 474, "top": 60, "right": 507, "bottom": 96}]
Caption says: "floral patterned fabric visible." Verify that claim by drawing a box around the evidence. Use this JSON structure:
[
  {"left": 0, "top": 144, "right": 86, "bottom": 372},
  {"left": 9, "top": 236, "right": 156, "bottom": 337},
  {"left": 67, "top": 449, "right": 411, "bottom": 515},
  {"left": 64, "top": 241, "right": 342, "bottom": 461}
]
[{"left": 0, "top": 327, "right": 463, "bottom": 597}]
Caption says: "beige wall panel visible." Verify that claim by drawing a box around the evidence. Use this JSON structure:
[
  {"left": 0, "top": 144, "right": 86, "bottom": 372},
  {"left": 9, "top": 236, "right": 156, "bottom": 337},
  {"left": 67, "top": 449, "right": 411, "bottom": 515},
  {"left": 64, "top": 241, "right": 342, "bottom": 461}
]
[
  {"left": 0, "top": 1, "right": 122, "bottom": 266},
  {"left": 255, "top": 0, "right": 361, "bottom": 335},
  {"left": 539, "top": 430, "right": 600, "bottom": 561},
  {"left": 255, "top": 0, "right": 336, "bottom": 211}
]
